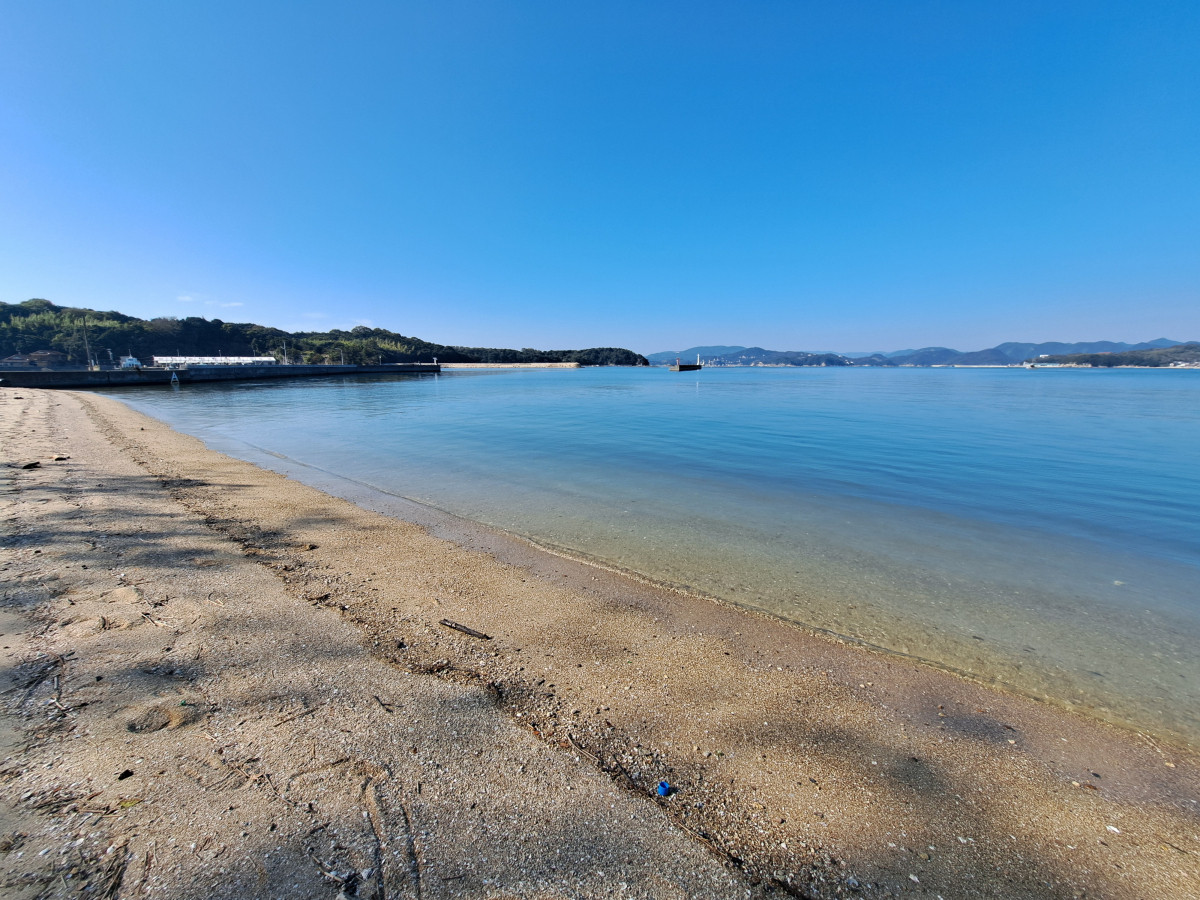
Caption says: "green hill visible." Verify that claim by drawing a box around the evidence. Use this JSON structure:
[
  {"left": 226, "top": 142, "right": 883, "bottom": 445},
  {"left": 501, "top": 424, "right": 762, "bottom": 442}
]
[
  {"left": 0, "top": 299, "right": 648, "bottom": 367},
  {"left": 1035, "top": 343, "right": 1200, "bottom": 367}
]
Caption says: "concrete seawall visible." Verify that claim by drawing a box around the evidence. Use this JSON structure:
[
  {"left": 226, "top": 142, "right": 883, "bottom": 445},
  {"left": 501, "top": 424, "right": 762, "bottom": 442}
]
[
  {"left": 439, "top": 362, "right": 582, "bottom": 369},
  {"left": 0, "top": 363, "right": 438, "bottom": 389}
]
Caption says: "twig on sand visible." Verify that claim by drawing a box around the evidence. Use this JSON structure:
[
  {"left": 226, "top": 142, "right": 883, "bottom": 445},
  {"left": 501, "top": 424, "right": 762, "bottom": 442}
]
[
  {"left": 50, "top": 670, "right": 74, "bottom": 713},
  {"left": 228, "top": 760, "right": 260, "bottom": 785},
  {"left": 136, "top": 841, "right": 155, "bottom": 895},
  {"left": 363, "top": 778, "right": 390, "bottom": 900},
  {"left": 99, "top": 849, "right": 129, "bottom": 899},
  {"left": 438, "top": 619, "right": 491, "bottom": 640},
  {"left": 566, "top": 733, "right": 599, "bottom": 764},
  {"left": 273, "top": 704, "right": 319, "bottom": 727},
  {"left": 677, "top": 820, "right": 721, "bottom": 855},
  {"left": 51, "top": 673, "right": 74, "bottom": 713},
  {"left": 398, "top": 798, "right": 424, "bottom": 899},
  {"left": 310, "top": 852, "right": 359, "bottom": 893}
]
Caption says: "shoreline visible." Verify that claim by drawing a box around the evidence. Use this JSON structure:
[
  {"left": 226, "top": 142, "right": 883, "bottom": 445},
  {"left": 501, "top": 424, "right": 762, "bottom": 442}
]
[
  {"left": 131, "top": 386, "right": 1200, "bottom": 751},
  {"left": 3, "top": 387, "right": 1198, "bottom": 898}
]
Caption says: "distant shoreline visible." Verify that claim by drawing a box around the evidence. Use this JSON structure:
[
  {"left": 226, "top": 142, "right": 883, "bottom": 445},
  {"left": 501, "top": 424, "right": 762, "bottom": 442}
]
[{"left": 652, "top": 362, "right": 1200, "bottom": 369}]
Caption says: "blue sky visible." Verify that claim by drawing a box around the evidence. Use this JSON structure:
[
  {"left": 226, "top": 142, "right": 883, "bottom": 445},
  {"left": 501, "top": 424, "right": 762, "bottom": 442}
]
[{"left": 2, "top": 2, "right": 1197, "bottom": 354}]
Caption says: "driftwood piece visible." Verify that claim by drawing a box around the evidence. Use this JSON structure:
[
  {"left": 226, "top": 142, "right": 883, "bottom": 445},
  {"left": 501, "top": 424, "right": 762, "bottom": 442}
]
[{"left": 438, "top": 619, "right": 491, "bottom": 640}]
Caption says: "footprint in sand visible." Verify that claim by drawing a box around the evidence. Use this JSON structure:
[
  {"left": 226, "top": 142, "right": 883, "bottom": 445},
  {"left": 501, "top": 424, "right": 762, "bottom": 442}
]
[{"left": 124, "top": 696, "right": 208, "bottom": 733}]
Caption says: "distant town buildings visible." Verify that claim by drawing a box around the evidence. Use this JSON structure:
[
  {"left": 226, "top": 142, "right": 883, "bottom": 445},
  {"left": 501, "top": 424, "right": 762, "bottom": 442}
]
[{"left": 0, "top": 351, "right": 69, "bottom": 368}]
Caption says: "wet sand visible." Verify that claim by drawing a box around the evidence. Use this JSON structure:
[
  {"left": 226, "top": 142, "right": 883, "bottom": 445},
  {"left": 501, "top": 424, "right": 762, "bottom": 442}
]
[{"left": 1, "top": 386, "right": 1198, "bottom": 899}]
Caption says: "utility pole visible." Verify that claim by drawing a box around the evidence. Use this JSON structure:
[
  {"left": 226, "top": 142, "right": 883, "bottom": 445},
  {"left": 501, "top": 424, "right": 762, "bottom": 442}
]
[{"left": 80, "top": 317, "right": 93, "bottom": 369}]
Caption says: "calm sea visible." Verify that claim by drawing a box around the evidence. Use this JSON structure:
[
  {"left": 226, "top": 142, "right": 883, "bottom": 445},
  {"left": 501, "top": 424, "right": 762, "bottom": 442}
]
[{"left": 107, "top": 367, "right": 1200, "bottom": 745}]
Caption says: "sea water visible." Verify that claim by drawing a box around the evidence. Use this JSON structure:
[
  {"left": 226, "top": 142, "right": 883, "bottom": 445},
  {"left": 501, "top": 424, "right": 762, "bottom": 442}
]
[{"left": 107, "top": 367, "right": 1200, "bottom": 745}]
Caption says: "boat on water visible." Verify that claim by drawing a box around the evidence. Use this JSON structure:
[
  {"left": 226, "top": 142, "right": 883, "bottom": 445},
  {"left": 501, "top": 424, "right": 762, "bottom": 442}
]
[{"left": 670, "top": 354, "right": 703, "bottom": 372}]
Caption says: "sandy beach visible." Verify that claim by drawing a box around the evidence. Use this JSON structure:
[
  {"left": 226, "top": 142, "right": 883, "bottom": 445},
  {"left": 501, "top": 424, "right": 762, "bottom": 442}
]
[{"left": 1, "top": 386, "right": 1198, "bottom": 899}]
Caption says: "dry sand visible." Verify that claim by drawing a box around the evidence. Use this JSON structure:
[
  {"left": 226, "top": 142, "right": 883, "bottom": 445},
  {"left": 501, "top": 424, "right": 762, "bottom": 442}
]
[{"left": 1, "top": 386, "right": 1197, "bottom": 899}]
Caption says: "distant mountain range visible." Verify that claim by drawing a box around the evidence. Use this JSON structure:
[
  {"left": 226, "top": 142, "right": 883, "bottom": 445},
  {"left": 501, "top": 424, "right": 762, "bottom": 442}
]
[{"left": 647, "top": 339, "right": 1187, "bottom": 367}]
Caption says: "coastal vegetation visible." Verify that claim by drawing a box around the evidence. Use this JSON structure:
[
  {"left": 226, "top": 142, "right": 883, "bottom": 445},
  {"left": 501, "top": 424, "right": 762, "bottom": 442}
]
[
  {"left": 1033, "top": 343, "right": 1200, "bottom": 367},
  {"left": 0, "top": 299, "right": 649, "bottom": 366},
  {"left": 452, "top": 345, "right": 646, "bottom": 366}
]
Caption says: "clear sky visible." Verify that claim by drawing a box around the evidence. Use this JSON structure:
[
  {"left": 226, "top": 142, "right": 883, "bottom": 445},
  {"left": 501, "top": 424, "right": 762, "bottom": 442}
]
[{"left": 2, "top": 2, "right": 1197, "bottom": 354}]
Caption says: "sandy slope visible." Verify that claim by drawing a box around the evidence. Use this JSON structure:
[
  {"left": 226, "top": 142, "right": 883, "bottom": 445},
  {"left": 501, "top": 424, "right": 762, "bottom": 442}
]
[{"left": 1, "top": 386, "right": 1197, "bottom": 899}]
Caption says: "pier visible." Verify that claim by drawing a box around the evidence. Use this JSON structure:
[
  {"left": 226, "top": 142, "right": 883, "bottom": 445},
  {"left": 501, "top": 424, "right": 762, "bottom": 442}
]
[
  {"left": 438, "top": 362, "right": 582, "bottom": 369},
  {"left": 0, "top": 362, "right": 439, "bottom": 389}
]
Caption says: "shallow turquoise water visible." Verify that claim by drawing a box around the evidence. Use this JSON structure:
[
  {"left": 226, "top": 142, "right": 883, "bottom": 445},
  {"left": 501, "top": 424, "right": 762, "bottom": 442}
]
[{"left": 108, "top": 366, "right": 1200, "bottom": 744}]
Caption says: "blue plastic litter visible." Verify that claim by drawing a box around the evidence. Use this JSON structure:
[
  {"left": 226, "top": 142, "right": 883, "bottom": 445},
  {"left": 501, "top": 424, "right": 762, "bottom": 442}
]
[{"left": 656, "top": 781, "right": 670, "bottom": 797}]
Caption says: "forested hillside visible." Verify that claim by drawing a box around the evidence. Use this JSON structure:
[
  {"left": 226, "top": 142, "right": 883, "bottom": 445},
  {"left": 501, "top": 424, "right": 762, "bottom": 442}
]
[
  {"left": 452, "top": 346, "right": 646, "bottom": 366},
  {"left": 0, "top": 300, "right": 647, "bottom": 366},
  {"left": 1036, "top": 343, "right": 1200, "bottom": 367}
]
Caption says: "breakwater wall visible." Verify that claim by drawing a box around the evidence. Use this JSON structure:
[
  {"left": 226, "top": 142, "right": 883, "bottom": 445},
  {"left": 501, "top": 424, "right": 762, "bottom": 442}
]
[
  {"left": 0, "top": 363, "right": 438, "bottom": 389},
  {"left": 439, "top": 362, "right": 582, "bottom": 369}
]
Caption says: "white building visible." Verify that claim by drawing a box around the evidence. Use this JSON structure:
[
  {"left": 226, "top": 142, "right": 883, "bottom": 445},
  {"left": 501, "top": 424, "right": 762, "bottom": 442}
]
[{"left": 151, "top": 356, "right": 277, "bottom": 366}]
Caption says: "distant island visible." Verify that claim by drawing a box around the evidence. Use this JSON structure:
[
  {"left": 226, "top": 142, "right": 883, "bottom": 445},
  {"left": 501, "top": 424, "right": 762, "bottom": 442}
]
[
  {"left": 648, "top": 339, "right": 1198, "bottom": 368},
  {"left": 0, "top": 299, "right": 649, "bottom": 368},
  {"left": 1033, "top": 343, "right": 1200, "bottom": 367}
]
